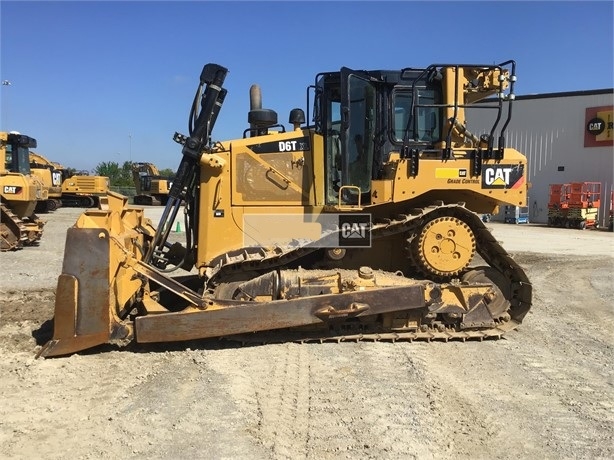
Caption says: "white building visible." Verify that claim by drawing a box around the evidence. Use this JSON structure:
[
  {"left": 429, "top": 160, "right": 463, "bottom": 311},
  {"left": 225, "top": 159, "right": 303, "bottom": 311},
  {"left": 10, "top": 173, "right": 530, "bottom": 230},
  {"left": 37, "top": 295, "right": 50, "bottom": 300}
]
[{"left": 469, "top": 89, "right": 613, "bottom": 226}]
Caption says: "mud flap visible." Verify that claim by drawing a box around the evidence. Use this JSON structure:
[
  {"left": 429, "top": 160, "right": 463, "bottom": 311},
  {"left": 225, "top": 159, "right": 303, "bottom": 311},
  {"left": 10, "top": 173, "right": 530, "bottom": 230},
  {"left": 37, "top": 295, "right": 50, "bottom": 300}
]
[{"left": 37, "top": 228, "right": 113, "bottom": 358}]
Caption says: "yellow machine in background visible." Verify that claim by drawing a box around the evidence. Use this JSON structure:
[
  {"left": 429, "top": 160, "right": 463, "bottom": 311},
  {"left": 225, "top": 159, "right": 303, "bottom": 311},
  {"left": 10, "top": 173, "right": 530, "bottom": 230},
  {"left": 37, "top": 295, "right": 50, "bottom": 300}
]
[
  {"left": 29, "top": 150, "right": 109, "bottom": 209},
  {"left": 131, "top": 162, "right": 172, "bottom": 205},
  {"left": 29, "top": 151, "right": 64, "bottom": 212},
  {"left": 1, "top": 132, "right": 46, "bottom": 251},
  {"left": 40, "top": 60, "right": 532, "bottom": 357},
  {"left": 58, "top": 168, "right": 110, "bottom": 208}
]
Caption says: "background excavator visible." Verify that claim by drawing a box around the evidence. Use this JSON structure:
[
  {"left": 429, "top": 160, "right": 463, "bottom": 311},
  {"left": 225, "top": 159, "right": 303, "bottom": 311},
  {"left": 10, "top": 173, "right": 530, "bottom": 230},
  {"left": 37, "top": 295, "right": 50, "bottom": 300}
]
[
  {"left": 1, "top": 132, "right": 46, "bottom": 251},
  {"left": 131, "top": 161, "right": 172, "bottom": 205},
  {"left": 29, "top": 150, "right": 109, "bottom": 209},
  {"left": 58, "top": 168, "right": 110, "bottom": 208},
  {"left": 29, "top": 151, "right": 64, "bottom": 212},
  {"left": 39, "top": 60, "right": 532, "bottom": 357}
]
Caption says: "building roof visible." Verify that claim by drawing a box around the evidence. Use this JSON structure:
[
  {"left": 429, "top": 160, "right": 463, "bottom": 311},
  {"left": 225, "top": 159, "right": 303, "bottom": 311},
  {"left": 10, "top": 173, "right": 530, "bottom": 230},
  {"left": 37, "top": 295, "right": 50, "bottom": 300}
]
[{"left": 514, "top": 88, "right": 613, "bottom": 101}]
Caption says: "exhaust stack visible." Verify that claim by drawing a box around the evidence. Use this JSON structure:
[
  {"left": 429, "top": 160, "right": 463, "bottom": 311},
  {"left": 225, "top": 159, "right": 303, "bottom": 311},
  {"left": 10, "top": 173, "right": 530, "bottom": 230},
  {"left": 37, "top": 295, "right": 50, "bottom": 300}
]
[{"left": 248, "top": 84, "right": 277, "bottom": 136}]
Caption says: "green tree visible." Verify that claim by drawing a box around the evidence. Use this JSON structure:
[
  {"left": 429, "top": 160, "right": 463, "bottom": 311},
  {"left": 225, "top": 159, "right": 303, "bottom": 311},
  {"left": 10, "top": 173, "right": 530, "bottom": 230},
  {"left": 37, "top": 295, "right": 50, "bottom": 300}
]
[
  {"left": 158, "top": 168, "right": 176, "bottom": 179},
  {"left": 120, "top": 161, "right": 134, "bottom": 186},
  {"left": 94, "top": 161, "right": 134, "bottom": 186}
]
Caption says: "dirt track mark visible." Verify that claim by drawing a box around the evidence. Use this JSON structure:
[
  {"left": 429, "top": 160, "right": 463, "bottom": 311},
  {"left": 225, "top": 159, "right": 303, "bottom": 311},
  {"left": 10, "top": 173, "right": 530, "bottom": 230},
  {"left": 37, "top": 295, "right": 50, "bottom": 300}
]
[
  {"left": 409, "top": 254, "right": 614, "bottom": 460},
  {"left": 206, "top": 343, "right": 312, "bottom": 458},
  {"left": 304, "top": 343, "right": 442, "bottom": 459}
]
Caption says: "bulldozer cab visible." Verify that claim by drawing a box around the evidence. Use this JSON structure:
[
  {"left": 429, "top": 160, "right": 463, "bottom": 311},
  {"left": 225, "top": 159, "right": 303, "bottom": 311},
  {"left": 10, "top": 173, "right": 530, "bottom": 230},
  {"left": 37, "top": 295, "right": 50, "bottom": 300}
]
[
  {"left": 3, "top": 133, "right": 37, "bottom": 175},
  {"left": 316, "top": 67, "right": 444, "bottom": 206},
  {"left": 314, "top": 63, "right": 515, "bottom": 208}
]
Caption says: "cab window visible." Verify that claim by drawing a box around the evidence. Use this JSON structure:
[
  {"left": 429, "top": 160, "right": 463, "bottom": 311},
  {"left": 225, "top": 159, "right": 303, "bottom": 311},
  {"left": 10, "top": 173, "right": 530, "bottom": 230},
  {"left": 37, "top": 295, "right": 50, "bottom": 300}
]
[{"left": 393, "top": 89, "right": 440, "bottom": 143}]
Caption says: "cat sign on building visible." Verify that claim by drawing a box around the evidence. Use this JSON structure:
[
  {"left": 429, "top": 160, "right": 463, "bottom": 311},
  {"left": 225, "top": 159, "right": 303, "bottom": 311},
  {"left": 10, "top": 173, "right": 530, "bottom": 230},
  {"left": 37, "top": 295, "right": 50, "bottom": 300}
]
[{"left": 584, "top": 105, "right": 613, "bottom": 147}]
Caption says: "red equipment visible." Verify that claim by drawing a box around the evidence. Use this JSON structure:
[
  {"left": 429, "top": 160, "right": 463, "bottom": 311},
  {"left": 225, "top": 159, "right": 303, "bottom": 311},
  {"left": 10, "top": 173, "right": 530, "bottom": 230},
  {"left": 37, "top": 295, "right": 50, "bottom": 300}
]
[{"left": 547, "top": 182, "right": 601, "bottom": 229}]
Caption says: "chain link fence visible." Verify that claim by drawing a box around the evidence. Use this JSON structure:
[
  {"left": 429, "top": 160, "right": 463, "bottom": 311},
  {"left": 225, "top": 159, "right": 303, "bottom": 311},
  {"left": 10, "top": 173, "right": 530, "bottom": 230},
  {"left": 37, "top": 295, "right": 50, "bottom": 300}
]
[{"left": 109, "top": 186, "right": 137, "bottom": 203}]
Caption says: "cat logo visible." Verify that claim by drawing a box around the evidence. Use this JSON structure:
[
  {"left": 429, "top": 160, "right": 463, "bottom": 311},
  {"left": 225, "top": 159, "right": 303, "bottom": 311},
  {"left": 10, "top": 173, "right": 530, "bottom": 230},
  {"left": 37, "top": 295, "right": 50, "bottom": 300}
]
[
  {"left": 338, "top": 214, "right": 371, "bottom": 247},
  {"left": 341, "top": 222, "right": 369, "bottom": 239},
  {"left": 482, "top": 165, "right": 524, "bottom": 189},
  {"left": 52, "top": 171, "right": 63, "bottom": 186},
  {"left": 586, "top": 117, "right": 606, "bottom": 136},
  {"left": 3, "top": 185, "right": 21, "bottom": 194}
]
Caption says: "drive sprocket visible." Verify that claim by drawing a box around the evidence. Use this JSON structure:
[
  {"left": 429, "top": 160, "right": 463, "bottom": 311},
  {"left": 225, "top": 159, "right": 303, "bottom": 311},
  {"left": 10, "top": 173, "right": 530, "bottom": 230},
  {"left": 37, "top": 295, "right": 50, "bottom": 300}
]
[{"left": 408, "top": 216, "right": 476, "bottom": 278}]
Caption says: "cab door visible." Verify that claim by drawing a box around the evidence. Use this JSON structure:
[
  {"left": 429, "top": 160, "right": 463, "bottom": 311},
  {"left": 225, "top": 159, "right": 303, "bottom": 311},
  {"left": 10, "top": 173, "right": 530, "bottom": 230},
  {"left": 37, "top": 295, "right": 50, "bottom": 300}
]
[{"left": 338, "top": 68, "right": 377, "bottom": 205}]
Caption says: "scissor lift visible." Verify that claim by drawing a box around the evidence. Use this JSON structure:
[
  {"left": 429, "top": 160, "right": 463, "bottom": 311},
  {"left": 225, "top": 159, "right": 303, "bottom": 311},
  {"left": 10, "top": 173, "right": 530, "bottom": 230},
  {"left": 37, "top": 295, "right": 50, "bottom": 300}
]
[
  {"left": 547, "top": 183, "right": 570, "bottom": 227},
  {"left": 548, "top": 182, "right": 601, "bottom": 229}
]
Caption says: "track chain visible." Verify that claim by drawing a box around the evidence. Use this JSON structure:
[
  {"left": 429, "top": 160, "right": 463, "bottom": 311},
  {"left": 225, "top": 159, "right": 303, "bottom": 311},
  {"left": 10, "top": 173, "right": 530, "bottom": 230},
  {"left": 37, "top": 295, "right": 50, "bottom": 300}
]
[
  {"left": 1, "top": 203, "right": 29, "bottom": 251},
  {"left": 206, "top": 203, "right": 532, "bottom": 338},
  {"left": 225, "top": 319, "right": 522, "bottom": 345}
]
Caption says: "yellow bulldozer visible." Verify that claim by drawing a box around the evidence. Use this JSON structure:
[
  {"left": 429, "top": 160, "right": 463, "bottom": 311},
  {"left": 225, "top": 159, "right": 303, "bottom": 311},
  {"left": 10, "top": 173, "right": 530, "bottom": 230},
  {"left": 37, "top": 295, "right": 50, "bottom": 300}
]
[
  {"left": 39, "top": 60, "right": 532, "bottom": 357},
  {"left": 29, "top": 151, "right": 64, "bottom": 212},
  {"left": 1, "top": 132, "right": 46, "bottom": 251},
  {"left": 131, "top": 161, "right": 172, "bottom": 205}
]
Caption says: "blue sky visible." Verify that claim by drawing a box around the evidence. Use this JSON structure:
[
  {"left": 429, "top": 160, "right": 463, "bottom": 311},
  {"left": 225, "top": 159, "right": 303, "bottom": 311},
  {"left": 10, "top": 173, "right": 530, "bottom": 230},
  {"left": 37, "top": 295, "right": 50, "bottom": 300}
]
[{"left": 1, "top": 1, "right": 613, "bottom": 171}]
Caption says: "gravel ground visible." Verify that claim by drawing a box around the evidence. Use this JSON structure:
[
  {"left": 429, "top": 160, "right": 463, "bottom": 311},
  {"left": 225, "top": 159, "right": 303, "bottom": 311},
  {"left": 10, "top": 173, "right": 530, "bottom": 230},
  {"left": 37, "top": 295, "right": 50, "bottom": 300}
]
[{"left": 1, "top": 206, "right": 613, "bottom": 460}]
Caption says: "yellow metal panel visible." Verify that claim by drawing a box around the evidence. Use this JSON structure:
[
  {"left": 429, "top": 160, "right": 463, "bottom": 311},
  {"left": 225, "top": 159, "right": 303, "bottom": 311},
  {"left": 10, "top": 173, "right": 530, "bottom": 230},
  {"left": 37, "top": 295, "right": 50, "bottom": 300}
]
[
  {"left": 391, "top": 148, "right": 528, "bottom": 212},
  {"left": 435, "top": 168, "right": 467, "bottom": 179},
  {"left": 371, "top": 180, "right": 393, "bottom": 204},
  {"left": 230, "top": 130, "right": 316, "bottom": 206}
]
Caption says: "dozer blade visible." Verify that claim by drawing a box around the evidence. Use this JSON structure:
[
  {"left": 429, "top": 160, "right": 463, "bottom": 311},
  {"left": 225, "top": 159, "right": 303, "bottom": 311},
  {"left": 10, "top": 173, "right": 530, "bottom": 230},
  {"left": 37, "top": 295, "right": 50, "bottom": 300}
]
[
  {"left": 38, "top": 192, "right": 153, "bottom": 358},
  {"left": 36, "top": 227, "right": 123, "bottom": 358}
]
